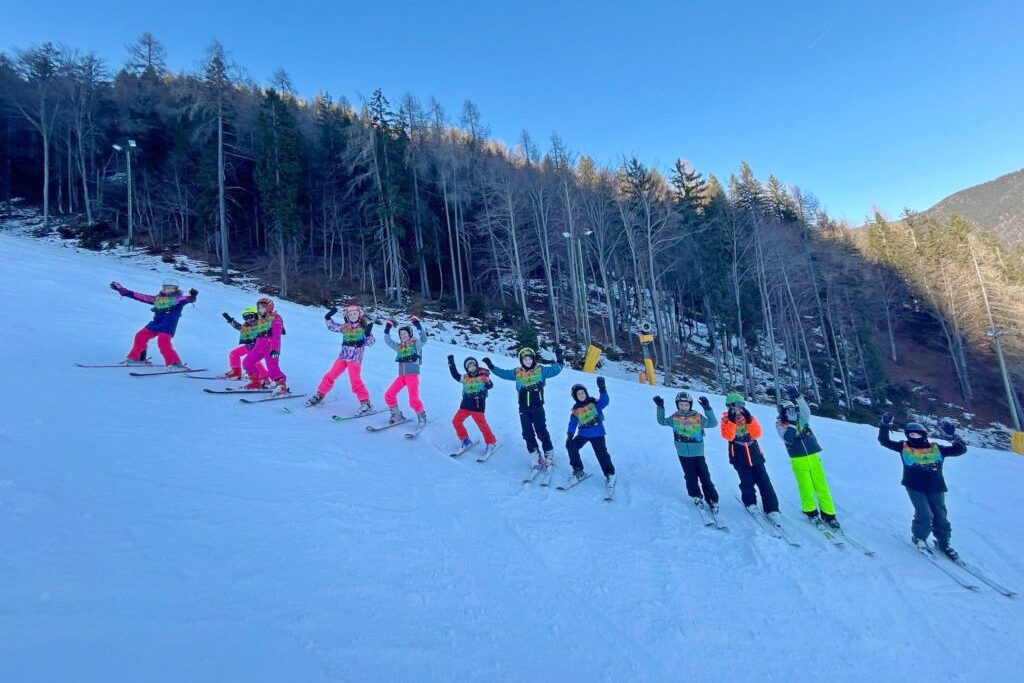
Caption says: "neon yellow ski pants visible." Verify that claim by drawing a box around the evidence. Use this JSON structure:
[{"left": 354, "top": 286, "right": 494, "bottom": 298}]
[{"left": 790, "top": 453, "right": 836, "bottom": 516}]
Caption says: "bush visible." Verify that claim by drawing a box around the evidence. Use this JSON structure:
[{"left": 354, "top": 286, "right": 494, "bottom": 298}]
[{"left": 515, "top": 322, "right": 539, "bottom": 352}]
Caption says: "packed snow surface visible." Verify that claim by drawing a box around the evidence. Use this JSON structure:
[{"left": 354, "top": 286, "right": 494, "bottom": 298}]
[{"left": 1, "top": 232, "right": 1022, "bottom": 682}]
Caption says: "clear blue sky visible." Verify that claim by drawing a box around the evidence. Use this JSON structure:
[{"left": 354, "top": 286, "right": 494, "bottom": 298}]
[{"left": 4, "top": 0, "right": 1022, "bottom": 223}]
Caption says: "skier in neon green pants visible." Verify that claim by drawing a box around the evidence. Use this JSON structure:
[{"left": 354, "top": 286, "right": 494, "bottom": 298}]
[{"left": 775, "top": 385, "right": 840, "bottom": 529}]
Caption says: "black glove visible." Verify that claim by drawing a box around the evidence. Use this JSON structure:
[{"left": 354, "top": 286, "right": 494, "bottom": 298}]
[
  {"left": 189, "top": 288, "right": 198, "bottom": 299},
  {"left": 653, "top": 396, "right": 664, "bottom": 407},
  {"left": 365, "top": 322, "right": 374, "bottom": 336},
  {"left": 325, "top": 306, "right": 337, "bottom": 320},
  {"left": 698, "top": 396, "right": 711, "bottom": 411},
  {"left": 740, "top": 408, "right": 753, "bottom": 422},
  {"left": 881, "top": 411, "right": 894, "bottom": 427},
  {"left": 482, "top": 357, "right": 494, "bottom": 369},
  {"left": 785, "top": 385, "right": 799, "bottom": 400},
  {"left": 384, "top": 321, "right": 393, "bottom": 334},
  {"left": 447, "top": 354, "right": 455, "bottom": 364},
  {"left": 555, "top": 347, "right": 564, "bottom": 364},
  {"left": 411, "top": 316, "right": 422, "bottom": 329},
  {"left": 109, "top": 281, "right": 122, "bottom": 291},
  {"left": 222, "top": 312, "right": 233, "bottom": 322},
  {"left": 940, "top": 419, "right": 956, "bottom": 437},
  {"left": 596, "top": 376, "right": 606, "bottom": 393}
]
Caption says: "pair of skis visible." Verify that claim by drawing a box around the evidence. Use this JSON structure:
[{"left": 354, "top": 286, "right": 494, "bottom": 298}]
[
  {"left": 738, "top": 496, "right": 800, "bottom": 546},
  {"left": 75, "top": 362, "right": 209, "bottom": 377},
  {"left": 693, "top": 499, "right": 728, "bottom": 532},
  {"left": 448, "top": 441, "right": 502, "bottom": 463},
  {"left": 556, "top": 472, "right": 616, "bottom": 502},
  {"left": 897, "top": 534, "right": 1016, "bottom": 597},
  {"left": 365, "top": 417, "right": 428, "bottom": 440}
]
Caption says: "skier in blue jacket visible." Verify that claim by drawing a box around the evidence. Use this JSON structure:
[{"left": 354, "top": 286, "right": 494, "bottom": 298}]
[{"left": 565, "top": 376, "right": 615, "bottom": 488}]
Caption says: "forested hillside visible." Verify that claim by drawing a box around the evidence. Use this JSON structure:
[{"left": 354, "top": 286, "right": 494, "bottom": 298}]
[{"left": 2, "top": 35, "right": 1022, "bottom": 434}]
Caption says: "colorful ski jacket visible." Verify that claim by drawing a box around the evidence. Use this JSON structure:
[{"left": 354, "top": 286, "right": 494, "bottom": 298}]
[
  {"left": 115, "top": 286, "right": 195, "bottom": 335},
  {"left": 326, "top": 319, "right": 375, "bottom": 362},
  {"left": 385, "top": 327, "right": 427, "bottom": 376},
  {"left": 877, "top": 425, "right": 967, "bottom": 494},
  {"left": 253, "top": 313, "right": 285, "bottom": 353},
  {"left": 449, "top": 363, "right": 493, "bottom": 412},
  {"left": 776, "top": 397, "right": 823, "bottom": 458},
  {"left": 657, "top": 406, "right": 718, "bottom": 457},
  {"left": 227, "top": 317, "right": 260, "bottom": 347},
  {"left": 489, "top": 361, "right": 563, "bottom": 411},
  {"left": 720, "top": 412, "right": 765, "bottom": 468},
  {"left": 567, "top": 390, "right": 609, "bottom": 439}
]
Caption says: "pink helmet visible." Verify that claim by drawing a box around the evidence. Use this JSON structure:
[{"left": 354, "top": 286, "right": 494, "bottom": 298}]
[{"left": 344, "top": 304, "right": 363, "bottom": 319}]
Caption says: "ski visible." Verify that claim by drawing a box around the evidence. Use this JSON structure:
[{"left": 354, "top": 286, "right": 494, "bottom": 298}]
[
  {"left": 450, "top": 441, "right": 477, "bottom": 458},
  {"left": 404, "top": 421, "right": 429, "bottom": 439},
  {"left": 475, "top": 444, "right": 501, "bottom": 463},
  {"left": 603, "top": 477, "right": 617, "bottom": 502},
  {"left": 947, "top": 557, "right": 1017, "bottom": 597},
  {"left": 203, "top": 387, "right": 271, "bottom": 395},
  {"left": 522, "top": 464, "right": 543, "bottom": 482},
  {"left": 331, "top": 409, "right": 386, "bottom": 423},
  {"left": 129, "top": 367, "right": 207, "bottom": 377},
  {"left": 833, "top": 529, "right": 876, "bottom": 556},
  {"left": 185, "top": 373, "right": 242, "bottom": 380},
  {"left": 894, "top": 534, "right": 980, "bottom": 591},
  {"left": 763, "top": 513, "right": 801, "bottom": 547},
  {"left": 805, "top": 516, "right": 845, "bottom": 548},
  {"left": 366, "top": 419, "right": 411, "bottom": 433},
  {"left": 737, "top": 496, "right": 781, "bottom": 539},
  {"left": 238, "top": 393, "right": 306, "bottom": 404},
  {"left": 74, "top": 362, "right": 152, "bottom": 368},
  {"left": 556, "top": 472, "right": 592, "bottom": 491}
]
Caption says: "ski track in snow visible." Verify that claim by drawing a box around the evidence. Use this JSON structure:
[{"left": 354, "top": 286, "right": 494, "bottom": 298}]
[{"left": 2, "top": 231, "right": 1023, "bottom": 682}]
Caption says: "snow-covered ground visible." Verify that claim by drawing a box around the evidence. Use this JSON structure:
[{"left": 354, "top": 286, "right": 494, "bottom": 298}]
[{"left": 2, "top": 230, "right": 1023, "bottom": 682}]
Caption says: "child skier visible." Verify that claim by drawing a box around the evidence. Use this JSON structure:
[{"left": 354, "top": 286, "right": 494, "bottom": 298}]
[
  {"left": 242, "top": 297, "right": 289, "bottom": 396},
  {"left": 720, "top": 393, "right": 780, "bottom": 521},
  {"left": 306, "top": 304, "right": 375, "bottom": 411},
  {"left": 448, "top": 354, "right": 497, "bottom": 456},
  {"left": 381, "top": 317, "right": 428, "bottom": 428},
  {"left": 109, "top": 278, "right": 198, "bottom": 368},
  {"left": 877, "top": 413, "right": 967, "bottom": 559},
  {"left": 483, "top": 347, "right": 564, "bottom": 468},
  {"left": 775, "top": 385, "right": 840, "bottom": 529},
  {"left": 654, "top": 391, "right": 719, "bottom": 509},
  {"left": 565, "top": 376, "right": 616, "bottom": 489},
  {"left": 220, "top": 306, "right": 267, "bottom": 383}
]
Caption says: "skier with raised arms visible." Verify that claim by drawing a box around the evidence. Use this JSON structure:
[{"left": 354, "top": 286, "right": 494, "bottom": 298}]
[
  {"left": 654, "top": 390, "right": 719, "bottom": 512},
  {"left": 380, "top": 316, "right": 428, "bottom": 429},
  {"left": 563, "top": 377, "right": 616, "bottom": 497},
  {"left": 220, "top": 306, "right": 267, "bottom": 384},
  {"left": 306, "top": 304, "right": 376, "bottom": 413},
  {"left": 109, "top": 277, "right": 197, "bottom": 368},
  {"left": 448, "top": 354, "right": 497, "bottom": 458},
  {"left": 242, "top": 297, "right": 289, "bottom": 396},
  {"left": 720, "top": 392, "right": 781, "bottom": 522},
  {"left": 775, "top": 385, "right": 841, "bottom": 529}
]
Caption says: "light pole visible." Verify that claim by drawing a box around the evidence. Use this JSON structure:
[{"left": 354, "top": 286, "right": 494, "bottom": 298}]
[
  {"left": 112, "top": 140, "right": 138, "bottom": 248},
  {"left": 986, "top": 328, "right": 1022, "bottom": 431}
]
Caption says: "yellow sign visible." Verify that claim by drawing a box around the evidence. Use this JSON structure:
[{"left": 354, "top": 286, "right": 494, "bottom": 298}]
[
  {"left": 1012, "top": 430, "right": 1024, "bottom": 455},
  {"left": 583, "top": 344, "right": 603, "bottom": 373}
]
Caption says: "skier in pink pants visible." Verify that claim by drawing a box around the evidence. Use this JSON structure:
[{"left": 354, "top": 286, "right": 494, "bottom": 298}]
[
  {"left": 382, "top": 316, "right": 428, "bottom": 428},
  {"left": 110, "top": 278, "right": 197, "bottom": 367},
  {"left": 306, "top": 304, "right": 376, "bottom": 412},
  {"left": 221, "top": 306, "right": 266, "bottom": 382},
  {"left": 243, "top": 297, "right": 289, "bottom": 396}
]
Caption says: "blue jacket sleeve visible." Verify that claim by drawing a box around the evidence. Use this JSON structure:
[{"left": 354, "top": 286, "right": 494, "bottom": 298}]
[
  {"left": 542, "top": 363, "right": 564, "bottom": 380},
  {"left": 489, "top": 364, "right": 516, "bottom": 381},
  {"left": 596, "top": 390, "right": 609, "bottom": 410},
  {"left": 567, "top": 414, "right": 578, "bottom": 437}
]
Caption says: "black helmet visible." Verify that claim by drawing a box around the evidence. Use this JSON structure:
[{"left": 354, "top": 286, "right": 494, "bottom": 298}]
[
  {"left": 571, "top": 383, "right": 589, "bottom": 401},
  {"left": 675, "top": 391, "right": 693, "bottom": 408},
  {"left": 779, "top": 400, "right": 798, "bottom": 421},
  {"left": 398, "top": 325, "right": 414, "bottom": 339},
  {"left": 904, "top": 422, "right": 927, "bottom": 440},
  {"left": 464, "top": 356, "right": 479, "bottom": 372}
]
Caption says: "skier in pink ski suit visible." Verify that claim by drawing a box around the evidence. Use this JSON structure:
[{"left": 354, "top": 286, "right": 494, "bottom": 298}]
[{"left": 305, "top": 304, "right": 376, "bottom": 412}]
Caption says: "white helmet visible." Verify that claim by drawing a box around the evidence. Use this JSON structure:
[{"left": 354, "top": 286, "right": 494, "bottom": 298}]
[{"left": 162, "top": 277, "right": 180, "bottom": 288}]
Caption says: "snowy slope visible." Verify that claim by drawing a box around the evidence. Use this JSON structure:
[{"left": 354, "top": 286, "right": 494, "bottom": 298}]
[{"left": 1, "top": 231, "right": 1023, "bottom": 683}]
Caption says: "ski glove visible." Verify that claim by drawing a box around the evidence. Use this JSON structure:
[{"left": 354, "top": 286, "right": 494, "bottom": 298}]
[
  {"left": 881, "top": 411, "right": 894, "bottom": 427},
  {"left": 222, "top": 312, "right": 233, "bottom": 322},
  {"left": 740, "top": 408, "right": 753, "bottom": 423},
  {"left": 325, "top": 306, "right": 338, "bottom": 320},
  {"left": 940, "top": 419, "right": 956, "bottom": 437},
  {"left": 365, "top": 322, "right": 374, "bottom": 337},
  {"left": 596, "top": 376, "right": 607, "bottom": 393},
  {"left": 555, "top": 347, "right": 564, "bottom": 364},
  {"left": 384, "top": 320, "right": 394, "bottom": 334},
  {"left": 447, "top": 354, "right": 456, "bottom": 364},
  {"left": 653, "top": 396, "right": 664, "bottom": 407},
  {"left": 785, "top": 385, "right": 799, "bottom": 400},
  {"left": 109, "top": 281, "right": 123, "bottom": 292},
  {"left": 698, "top": 396, "right": 711, "bottom": 411},
  {"left": 189, "top": 288, "right": 199, "bottom": 299},
  {"left": 411, "top": 316, "right": 421, "bottom": 328},
  {"left": 482, "top": 357, "right": 495, "bottom": 369}
]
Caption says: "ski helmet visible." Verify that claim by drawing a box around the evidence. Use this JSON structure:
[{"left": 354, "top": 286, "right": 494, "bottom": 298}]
[
  {"left": 242, "top": 305, "right": 258, "bottom": 321},
  {"left": 571, "top": 383, "right": 589, "bottom": 401},
  {"left": 904, "top": 422, "right": 927, "bottom": 440},
  {"left": 518, "top": 347, "right": 536, "bottom": 367},
  {"left": 463, "top": 357, "right": 479, "bottom": 372},
  {"left": 162, "top": 277, "right": 180, "bottom": 290},
  {"left": 398, "top": 325, "right": 414, "bottom": 340},
  {"left": 344, "top": 304, "right": 363, "bottom": 321},
  {"left": 779, "top": 400, "right": 798, "bottom": 422},
  {"left": 725, "top": 392, "right": 745, "bottom": 407},
  {"left": 257, "top": 297, "right": 275, "bottom": 315},
  {"left": 675, "top": 391, "right": 693, "bottom": 409}
]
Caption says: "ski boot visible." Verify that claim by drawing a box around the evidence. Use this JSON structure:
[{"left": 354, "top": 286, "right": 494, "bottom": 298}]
[
  {"left": 692, "top": 496, "right": 706, "bottom": 509},
  {"left": 305, "top": 392, "right": 324, "bottom": 408},
  {"left": 222, "top": 368, "right": 243, "bottom": 380},
  {"left": 416, "top": 411, "right": 428, "bottom": 428},
  {"left": 936, "top": 542, "right": 960, "bottom": 562},
  {"left": 169, "top": 363, "right": 188, "bottom": 371},
  {"left": 912, "top": 536, "right": 929, "bottom": 553},
  {"left": 708, "top": 501, "right": 720, "bottom": 515},
  {"left": 387, "top": 406, "right": 406, "bottom": 425},
  {"left": 766, "top": 510, "right": 782, "bottom": 526},
  {"left": 271, "top": 379, "right": 290, "bottom": 397},
  {"left": 124, "top": 358, "right": 150, "bottom": 366},
  {"left": 822, "top": 514, "right": 841, "bottom": 531},
  {"left": 482, "top": 442, "right": 498, "bottom": 458},
  {"left": 356, "top": 400, "right": 374, "bottom": 416},
  {"left": 460, "top": 437, "right": 473, "bottom": 449},
  {"left": 542, "top": 449, "right": 555, "bottom": 470},
  {"left": 567, "top": 468, "right": 587, "bottom": 486},
  {"left": 242, "top": 377, "right": 265, "bottom": 391}
]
